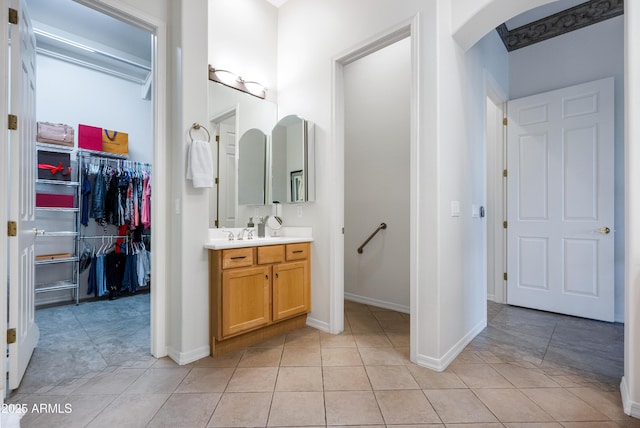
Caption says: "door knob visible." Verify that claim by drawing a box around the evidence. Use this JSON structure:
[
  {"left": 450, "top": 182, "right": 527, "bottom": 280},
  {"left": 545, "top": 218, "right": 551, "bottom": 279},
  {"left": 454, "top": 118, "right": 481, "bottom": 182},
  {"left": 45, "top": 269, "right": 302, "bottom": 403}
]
[
  {"left": 599, "top": 227, "right": 611, "bottom": 235},
  {"left": 33, "top": 228, "right": 45, "bottom": 236}
]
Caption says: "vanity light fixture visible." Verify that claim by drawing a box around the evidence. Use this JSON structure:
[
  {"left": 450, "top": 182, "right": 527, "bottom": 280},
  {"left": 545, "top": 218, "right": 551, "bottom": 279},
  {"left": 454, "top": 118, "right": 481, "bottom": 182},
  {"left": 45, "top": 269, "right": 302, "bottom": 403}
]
[{"left": 208, "top": 65, "right": 267, "bottom": 99}]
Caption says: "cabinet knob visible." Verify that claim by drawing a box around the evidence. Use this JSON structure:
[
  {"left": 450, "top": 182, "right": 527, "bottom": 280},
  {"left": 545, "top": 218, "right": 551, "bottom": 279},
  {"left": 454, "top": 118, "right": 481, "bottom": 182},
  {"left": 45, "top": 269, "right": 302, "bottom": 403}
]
[
  {"left": 265, "top": 275, "right": 268, "bottom": 280},
  {"left": 275, "top": 273, "right": 279, "bottom": 278}
]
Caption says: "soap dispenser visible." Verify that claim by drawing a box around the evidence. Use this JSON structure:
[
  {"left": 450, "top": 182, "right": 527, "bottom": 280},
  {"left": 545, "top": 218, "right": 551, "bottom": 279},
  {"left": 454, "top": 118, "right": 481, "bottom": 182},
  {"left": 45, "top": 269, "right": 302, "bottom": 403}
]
[
  {"left": 247, "top": 217, "right": 254, "bottom": 228},
  {"left": 257, "top": 217, "right": 266, "bottom": 238}
]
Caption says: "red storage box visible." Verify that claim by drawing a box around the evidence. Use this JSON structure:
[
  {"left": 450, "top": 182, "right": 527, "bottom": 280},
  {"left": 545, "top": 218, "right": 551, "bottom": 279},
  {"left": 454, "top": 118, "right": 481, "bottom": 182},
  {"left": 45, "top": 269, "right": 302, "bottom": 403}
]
[
  {"left": 78, "top": 124, "right": 103, "bottom": 151},
  {"left": 36, "top": 193, "right": 74, "bottom": 208}
]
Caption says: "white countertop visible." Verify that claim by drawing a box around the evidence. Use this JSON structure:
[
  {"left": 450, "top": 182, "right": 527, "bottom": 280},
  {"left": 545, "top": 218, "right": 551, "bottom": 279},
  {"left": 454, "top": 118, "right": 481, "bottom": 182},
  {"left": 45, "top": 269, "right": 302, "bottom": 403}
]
[{"left": 204, "top": 227, "right": 313, "bottom": 250}]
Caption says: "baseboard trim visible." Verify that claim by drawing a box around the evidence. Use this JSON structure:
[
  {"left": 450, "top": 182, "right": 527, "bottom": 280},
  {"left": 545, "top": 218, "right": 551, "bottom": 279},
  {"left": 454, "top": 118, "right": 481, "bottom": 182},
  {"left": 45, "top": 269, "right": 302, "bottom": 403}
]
[
  {"left": 306, "top": 316, "right": 330, "bottom": 333},
  {"left": 415, "top": 318, "right": 487, "bottom": 372},
  {"left": 621, "top": 376, "right": 640, "bottom": 418},
  {"left": 167, "top": 345, "right": 210, "bottom": 366},
  {"left": 344, "top": 292, "right": 410, "bottom": 314}
]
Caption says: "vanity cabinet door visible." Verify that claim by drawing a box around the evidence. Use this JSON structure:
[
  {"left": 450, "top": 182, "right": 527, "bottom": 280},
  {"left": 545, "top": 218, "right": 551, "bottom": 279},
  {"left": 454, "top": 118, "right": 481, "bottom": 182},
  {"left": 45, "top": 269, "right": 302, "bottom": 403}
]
[
  {"left": 272, "top": 261, "right": 310, "bottom": 321},
  {"left": 222, "top": 266, "right": 270, "bottom": 337}
]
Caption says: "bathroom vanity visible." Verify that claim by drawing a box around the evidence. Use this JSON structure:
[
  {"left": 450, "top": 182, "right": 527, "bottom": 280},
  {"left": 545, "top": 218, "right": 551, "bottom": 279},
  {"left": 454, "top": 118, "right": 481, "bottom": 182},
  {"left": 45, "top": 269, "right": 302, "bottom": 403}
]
[{"left": 205, "top": 235, "right": 312, "bottom": 356}]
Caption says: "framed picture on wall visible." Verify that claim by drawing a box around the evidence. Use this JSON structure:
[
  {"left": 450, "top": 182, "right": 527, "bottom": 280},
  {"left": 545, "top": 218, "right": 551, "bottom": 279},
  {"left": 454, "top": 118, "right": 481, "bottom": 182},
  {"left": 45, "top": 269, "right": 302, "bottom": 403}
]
[{"left": 291, "top": 170, "right": 304, "bottom": 202}]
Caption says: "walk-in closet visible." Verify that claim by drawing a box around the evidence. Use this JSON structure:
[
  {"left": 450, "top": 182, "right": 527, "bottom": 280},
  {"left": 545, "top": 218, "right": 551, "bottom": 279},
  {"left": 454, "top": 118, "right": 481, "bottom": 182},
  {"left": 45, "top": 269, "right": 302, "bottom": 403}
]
[{"left": 20, "top": 0, "right": 155, "bottom": 392}]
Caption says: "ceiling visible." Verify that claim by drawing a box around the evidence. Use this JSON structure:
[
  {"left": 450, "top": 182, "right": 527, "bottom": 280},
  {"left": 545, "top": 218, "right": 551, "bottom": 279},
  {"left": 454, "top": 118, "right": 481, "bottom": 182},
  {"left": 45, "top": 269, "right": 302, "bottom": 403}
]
[{"left": 23, "top": 0, "right": 616, "bottom": 83}]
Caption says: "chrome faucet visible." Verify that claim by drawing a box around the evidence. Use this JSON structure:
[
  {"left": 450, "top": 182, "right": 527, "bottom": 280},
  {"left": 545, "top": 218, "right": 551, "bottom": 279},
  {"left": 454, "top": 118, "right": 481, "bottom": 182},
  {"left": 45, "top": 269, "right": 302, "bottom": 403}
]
[{"left": 236, "top": 228, "right": 252, "bottom": 240}]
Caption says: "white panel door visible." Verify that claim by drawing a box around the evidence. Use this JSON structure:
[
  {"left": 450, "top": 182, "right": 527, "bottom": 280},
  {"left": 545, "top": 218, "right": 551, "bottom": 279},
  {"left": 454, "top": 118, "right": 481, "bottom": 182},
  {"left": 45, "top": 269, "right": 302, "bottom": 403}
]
[
  {"left": 218, "top": 121, "right": 236, "bottom": 227},
  {"left": 8, "top": 0, "right": 40, "bottom": 389},
  {"left": 507, "top": 77, "right": 614, "bottom": 321}
]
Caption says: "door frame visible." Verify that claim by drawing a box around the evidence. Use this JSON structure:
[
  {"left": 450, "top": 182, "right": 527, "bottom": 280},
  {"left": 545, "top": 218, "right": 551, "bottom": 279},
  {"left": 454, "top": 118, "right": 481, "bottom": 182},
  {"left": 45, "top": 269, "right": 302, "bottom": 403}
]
[
  {"left": 485, "top": 73, "right": 507, "bottom": 304},
  {"left": 74, "top": 0, "right": 168, "bottom": 358},
  {"left": 330, "top": 15, "right": 419, "bottom": 362}
]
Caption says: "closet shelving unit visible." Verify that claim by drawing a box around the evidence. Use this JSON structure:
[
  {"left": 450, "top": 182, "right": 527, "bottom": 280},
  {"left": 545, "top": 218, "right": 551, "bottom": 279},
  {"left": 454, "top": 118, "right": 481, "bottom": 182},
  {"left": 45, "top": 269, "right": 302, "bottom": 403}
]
[{"left": 35, "top": 142, "right": 81, "bottom": 304}]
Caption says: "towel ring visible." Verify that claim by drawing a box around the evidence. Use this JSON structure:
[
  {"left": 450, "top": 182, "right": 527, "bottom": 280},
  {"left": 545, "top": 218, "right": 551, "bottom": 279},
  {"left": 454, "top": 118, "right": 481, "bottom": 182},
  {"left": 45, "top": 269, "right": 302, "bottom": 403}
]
[{"left": 189, "top": 123, "right": 211, "bottom": 142}]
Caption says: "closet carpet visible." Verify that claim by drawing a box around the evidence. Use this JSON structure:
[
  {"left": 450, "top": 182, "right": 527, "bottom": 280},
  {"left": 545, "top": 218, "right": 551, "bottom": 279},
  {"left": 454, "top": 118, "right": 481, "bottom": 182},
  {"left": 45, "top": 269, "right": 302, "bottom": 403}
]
[{"left": 9, "top": 296, "right": 638, "bottom": 427}]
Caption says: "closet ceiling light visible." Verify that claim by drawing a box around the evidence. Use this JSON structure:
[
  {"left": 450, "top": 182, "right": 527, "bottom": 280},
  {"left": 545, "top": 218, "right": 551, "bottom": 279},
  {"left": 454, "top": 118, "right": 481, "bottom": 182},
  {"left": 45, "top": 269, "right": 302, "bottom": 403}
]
[{"left": 209, "top": 66, "right": 267, "bottom": 99}]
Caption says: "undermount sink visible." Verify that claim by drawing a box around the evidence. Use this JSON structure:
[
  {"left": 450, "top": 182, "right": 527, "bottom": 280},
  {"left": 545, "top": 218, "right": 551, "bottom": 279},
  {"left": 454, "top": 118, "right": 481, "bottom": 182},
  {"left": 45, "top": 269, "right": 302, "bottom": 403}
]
[{"left": 204, "top": 228, "right": 313, "bottom": 250}]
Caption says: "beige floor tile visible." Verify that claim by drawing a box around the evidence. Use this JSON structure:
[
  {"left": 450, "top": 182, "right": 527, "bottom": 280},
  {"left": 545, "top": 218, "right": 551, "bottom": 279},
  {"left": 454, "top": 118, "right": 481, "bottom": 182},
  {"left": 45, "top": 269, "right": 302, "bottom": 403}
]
[
  {"left": 452, "top": 363, "right": 513, "bottom": 388},
  {"left": 372, "top": 310, "right": 407, "bottom": 321},
  {"left": 378, "top": 318, "right": 409, "bottom": 333},
  {"left": 521, "top": 388, "right": 609, "bottom": 421},
  {"left": 281, "top": 345, "right": 322, "bottom": 366},
  {"left": 226, "top": 367, "right": 278, "bottom": 392},
  {"left": 208, "top": 392, "right": 271, "bottom": 427},
  {"left": 86, "top": 393, "right": 169, "bottom": 428},
  {"left": 248, "top": 334, "right": 286, "bottom": 348},
  {"left": 375, "top": 389, "right": 441, "bottom": 424},
  {"left": 194, "top": 351, "right": 245, "bottom": 368},
  {"left": 386, "top": 332, "right": 410, "bottom": 347},
  {"left": 322, "top": 347, "right": 363, "bottom": 366},
  {"left": 442, "top": 424, "right": 503, "bottom": 428},
  {"left": 174, "top": 367, "right": 234, "bottom": 393},
  {"left": 285, "top": 328, "right": 321, "bottom": 347},
  {"left": 491, "top": 363, "right": 561, "bottom": 388},
  {"left": 359, "top": 346, "right": 407, "bottom": 365},
  {"left": 323, "top": 366, "right": 372, "bottom": 391},
  {"left": 147, "top": 393, "right": 221, "bottom": 428},
  {"left": 320, "top": 332, "right": 357, "bottom": 348},
  {"left": 503, "top": 423, "right": 563, "bottom": 428},
  {"left": 366, "top": 365, "right": 419, "bottom": 390},
  {"left": 354, "top": 334, "right": 393, "bottom": 348},
  {"left": 473, "top": 388, "right": 554, "bottom": 422},
  {"left": 276, "top": 366, "right": 323, "bottom": 391},
  {"left": 423, "top": 389, "right": 498, "bottom": 424},
  {"left": 125, "top": 367, "right": 190, "bottom": 394},
  {"left": 238, "top": 346, "right": 283, "bottom": 367},
  {"left": 325, "top": 391, "right": 384, "bottom": 426},
  {"left": 407, "top": 364, "right": 467, "bottom": 389},
  {"left": 268, "top": 391, "right": 326, "bottom": 426},
  {"left": 566, "top": 386, "right": 628, "bottom": 420},
  {"left": 613, "top": 418, "right": 640, "bottom": 428},
  {"left": 561, "top": 423, "right": 621, "bottom": 428},
  {"left": 70, "top": 368, "right": 145, "bottom": 395}
]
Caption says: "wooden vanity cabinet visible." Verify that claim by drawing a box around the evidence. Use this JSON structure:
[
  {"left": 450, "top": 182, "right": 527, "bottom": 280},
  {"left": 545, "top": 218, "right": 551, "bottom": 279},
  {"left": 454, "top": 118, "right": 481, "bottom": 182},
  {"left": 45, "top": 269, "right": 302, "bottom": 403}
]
[{"left": 209, "top": 242, "right": 311, "bottom": 355}]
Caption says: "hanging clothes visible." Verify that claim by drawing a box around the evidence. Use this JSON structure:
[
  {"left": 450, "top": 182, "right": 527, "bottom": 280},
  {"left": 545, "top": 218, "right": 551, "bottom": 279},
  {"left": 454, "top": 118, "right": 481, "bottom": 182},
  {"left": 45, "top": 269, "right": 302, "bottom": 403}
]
[
  {"left": 141, "top": 172, "right": 151, "bottom": 229},
  {"left": 90, "top": 165, "right": 106, "bottom": 222},
  {"left": 81, "top": 169, "right": 91, "bottom": 226}
]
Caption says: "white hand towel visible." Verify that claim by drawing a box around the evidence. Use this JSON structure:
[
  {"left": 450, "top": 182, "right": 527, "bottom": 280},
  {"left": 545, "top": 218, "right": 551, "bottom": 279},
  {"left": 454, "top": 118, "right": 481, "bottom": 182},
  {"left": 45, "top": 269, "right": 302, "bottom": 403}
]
[{"left": 186, "top": 139, "right": 214, "bottom": 188}]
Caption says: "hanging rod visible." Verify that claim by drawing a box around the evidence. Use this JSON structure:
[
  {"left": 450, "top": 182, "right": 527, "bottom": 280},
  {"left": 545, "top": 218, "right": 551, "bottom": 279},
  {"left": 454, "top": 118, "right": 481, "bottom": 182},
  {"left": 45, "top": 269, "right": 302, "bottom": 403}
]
[
  {"left": 357, "top": 222, "right": 387, "bottom": 254},
  {"left": 80, "top": 235, "right": 129, "bottom": 240}
]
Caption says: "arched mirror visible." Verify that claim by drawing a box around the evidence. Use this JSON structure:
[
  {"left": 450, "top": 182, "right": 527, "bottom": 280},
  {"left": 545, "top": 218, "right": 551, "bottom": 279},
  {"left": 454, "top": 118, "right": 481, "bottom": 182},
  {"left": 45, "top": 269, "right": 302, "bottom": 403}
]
[
  {"left": 271, "top": 114, "right": 315, "bottom": 203},
  {"left": 238, "top": 128, "right": 267, "bottom": 205}
]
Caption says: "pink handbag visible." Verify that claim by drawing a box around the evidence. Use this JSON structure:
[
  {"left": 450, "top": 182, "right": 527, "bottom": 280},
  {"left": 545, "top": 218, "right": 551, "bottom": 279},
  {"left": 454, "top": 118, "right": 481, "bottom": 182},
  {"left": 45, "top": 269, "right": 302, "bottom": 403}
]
[{"left": 36, "top": 122, "right": 74, "bottom": 147}]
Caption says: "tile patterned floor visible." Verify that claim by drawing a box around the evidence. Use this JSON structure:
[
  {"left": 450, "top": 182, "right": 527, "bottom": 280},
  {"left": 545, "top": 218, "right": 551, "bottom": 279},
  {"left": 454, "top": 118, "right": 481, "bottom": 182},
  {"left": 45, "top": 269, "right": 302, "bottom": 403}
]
[{"left": 7, "top": 295, "right": 640, "bottom": 427}]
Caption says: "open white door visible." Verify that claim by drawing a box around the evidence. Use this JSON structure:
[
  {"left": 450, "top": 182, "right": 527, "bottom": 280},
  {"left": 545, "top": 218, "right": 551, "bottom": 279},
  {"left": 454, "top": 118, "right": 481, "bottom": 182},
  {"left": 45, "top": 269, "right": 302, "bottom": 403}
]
[
  {"left": 507, "top": 77, "right": 615, "bottom": 322},
  {"left": 7, "top": 0, "right": 39, "bottom": 390}
]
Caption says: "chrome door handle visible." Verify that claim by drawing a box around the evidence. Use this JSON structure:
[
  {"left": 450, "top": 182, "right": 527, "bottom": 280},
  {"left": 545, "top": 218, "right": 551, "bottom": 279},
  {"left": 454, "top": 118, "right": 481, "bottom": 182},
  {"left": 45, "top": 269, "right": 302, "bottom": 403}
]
[
  {"left": 598, "top": 227, "right": 611, "bottom": 235},
  {"left": 33, "top": 228, "right": 45, "bottom": 236}
]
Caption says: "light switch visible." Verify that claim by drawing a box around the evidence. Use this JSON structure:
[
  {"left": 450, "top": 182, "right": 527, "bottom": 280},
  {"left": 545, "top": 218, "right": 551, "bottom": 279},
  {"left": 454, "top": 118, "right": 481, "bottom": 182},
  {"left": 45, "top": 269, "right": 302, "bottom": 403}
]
[
  {"left": 451, "top": 200, "right": 460, "bottom": 217},
  {"left": 297, "top": 205, "right": 303, "bottom": 218},
  {"left": 472, "top": 204, "right": 479, "bottom": 218}
]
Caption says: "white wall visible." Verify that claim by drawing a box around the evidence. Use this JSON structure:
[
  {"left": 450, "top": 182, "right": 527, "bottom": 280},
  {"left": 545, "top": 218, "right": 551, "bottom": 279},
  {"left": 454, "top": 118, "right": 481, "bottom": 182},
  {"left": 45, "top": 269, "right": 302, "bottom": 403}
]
[
  {"left": 343, "top": 37, "right": 411, "bottom": 311},
  {"left": 509, "top": 16, "right": 625, "bottom": 322},
  {"left": 36, "top": 55, "right": 153, "bottom": 163},
  {"left": 208, "top": 0, "right": 278, "bottom": 102}
]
